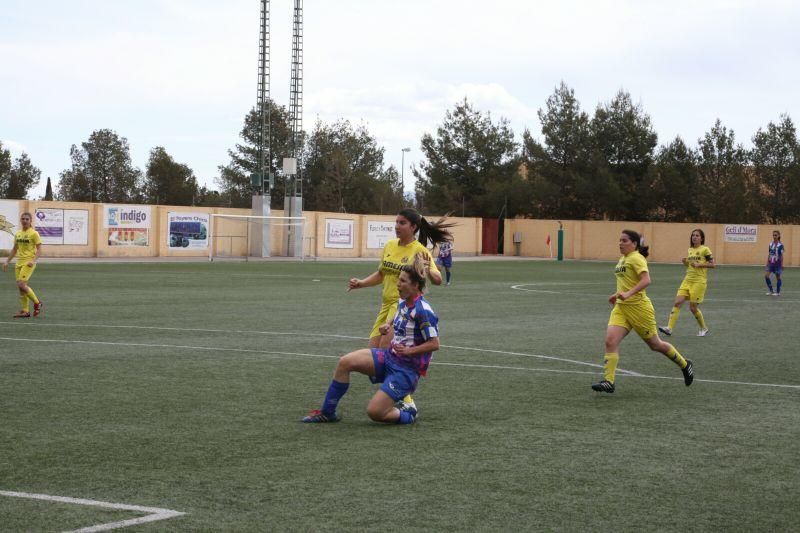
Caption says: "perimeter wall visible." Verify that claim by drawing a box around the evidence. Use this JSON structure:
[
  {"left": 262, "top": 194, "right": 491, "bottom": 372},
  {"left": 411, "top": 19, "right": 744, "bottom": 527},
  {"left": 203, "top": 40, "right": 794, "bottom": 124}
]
[{"left": 0, "top": 199, "right": 794, "bottom": 266}]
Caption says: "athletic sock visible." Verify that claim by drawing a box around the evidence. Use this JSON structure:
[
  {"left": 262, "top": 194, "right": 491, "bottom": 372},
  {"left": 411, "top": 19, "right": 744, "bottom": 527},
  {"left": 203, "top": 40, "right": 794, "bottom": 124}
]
[
  {"left": 667, "top": 306, "right": 681, "bottom": 330},
  {"left": 693, "top": 308, "right": 706, "bottom": 329},
  {"left": 777, "top": 279, "right": 782, "bottom": 293},
  {"left": 26, "top": 287, "right": 40, "bottom": 305},
  {"left": 320, "top": 379, "right": 349, "bottom": 415},
  {"left": 446, "top": 271, "right": 451, "bottom": 283},
  {"left": 396, "top": 410, "right": 415, "bottom": 424},
  {"left": 19, "top": 294, "right": 29, "bottom": 312},
  {"left": 603, "top": 352, "right": 619, "bottom": 383},
  {"left": 664, "top": 345, "right": 687, "bottom": 369},
  {"left": 766, "top": 278, "right": 774, "bottom": 292}
]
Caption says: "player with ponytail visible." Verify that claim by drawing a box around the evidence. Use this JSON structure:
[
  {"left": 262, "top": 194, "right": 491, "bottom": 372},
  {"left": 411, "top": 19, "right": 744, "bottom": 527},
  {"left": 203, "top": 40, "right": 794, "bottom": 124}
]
[
  {"left": 347, "top": 207, "right": 454, "bottom": 413},
  {"left": 592, "top": 229, "right": 694, "bottom": 393},
  {"left": 303, "top": 253, "right": 440, "bottom": 424}
]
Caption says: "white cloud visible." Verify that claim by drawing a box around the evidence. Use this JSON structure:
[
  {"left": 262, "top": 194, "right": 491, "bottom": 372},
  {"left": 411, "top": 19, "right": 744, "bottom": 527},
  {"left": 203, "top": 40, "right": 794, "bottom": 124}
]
[{"left": 2, "top": 0, "right": 799, "bottom": 199}]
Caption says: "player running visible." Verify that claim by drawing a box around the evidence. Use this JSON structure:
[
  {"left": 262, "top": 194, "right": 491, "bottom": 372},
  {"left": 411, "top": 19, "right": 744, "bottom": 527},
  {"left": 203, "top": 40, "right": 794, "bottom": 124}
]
[{"left": 592, "top": 230, "right": 694, "bottom": 394}]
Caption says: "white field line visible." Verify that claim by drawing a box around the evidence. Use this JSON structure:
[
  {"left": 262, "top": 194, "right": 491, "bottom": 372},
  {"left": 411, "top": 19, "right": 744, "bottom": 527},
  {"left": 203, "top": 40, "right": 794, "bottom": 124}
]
[
  {"left": 0, "top": 321, "right": 627, "bottom": 371},
  {"left": 0, "top": 490, "right": 184, "bottom": 532},
  {"left": 0, "top": 321, "right": 365, "bottom": 341},
  {"left": 510, "top": 283, "right": 799, "bottom": 304},
  {"left": 1, "top": 335, "right": 798, "bottom": 390}
]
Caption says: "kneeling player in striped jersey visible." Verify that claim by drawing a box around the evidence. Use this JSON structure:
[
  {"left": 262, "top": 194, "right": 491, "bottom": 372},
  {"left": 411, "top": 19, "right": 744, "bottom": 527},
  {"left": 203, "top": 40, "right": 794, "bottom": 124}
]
[{"left": 303, "top": 253, "right": 440, "bottom": 424}]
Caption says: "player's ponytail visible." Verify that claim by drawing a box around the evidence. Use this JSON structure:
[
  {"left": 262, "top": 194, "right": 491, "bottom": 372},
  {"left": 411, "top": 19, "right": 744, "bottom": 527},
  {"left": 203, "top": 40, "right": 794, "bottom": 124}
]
[
  {"left": 622, "top": 229, "right": 649, "bottom": 258},
  {"left": 398, "top": 208, "right": 456, "bottom": 247},
  {"left": 401, "top": 252, "right": 428, "bottom": 292}
]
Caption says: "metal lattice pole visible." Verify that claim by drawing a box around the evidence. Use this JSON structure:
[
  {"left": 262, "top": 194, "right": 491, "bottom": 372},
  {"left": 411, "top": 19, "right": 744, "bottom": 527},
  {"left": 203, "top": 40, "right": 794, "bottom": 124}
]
[
  {"left": 256, "top": 0, "right": 271, "bottom": 195},
  {"left": 288, "top": 0, "right": 303, "bottom": 198}
]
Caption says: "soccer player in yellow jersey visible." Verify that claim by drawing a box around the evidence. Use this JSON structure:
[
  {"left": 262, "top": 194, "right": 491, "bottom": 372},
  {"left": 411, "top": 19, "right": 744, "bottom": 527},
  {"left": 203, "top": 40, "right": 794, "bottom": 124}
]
[
  {"left": 659, "top": 229, "right": 715, "bottom": 337},
  {"left": 2, "top": 212, "right": 44, "bottom": 318},
  {"left": 348, "top": 208, "right": 454, "bottom": 413},
  {"left": 591, "top": 230, "right": 694, "bottom": 393}
]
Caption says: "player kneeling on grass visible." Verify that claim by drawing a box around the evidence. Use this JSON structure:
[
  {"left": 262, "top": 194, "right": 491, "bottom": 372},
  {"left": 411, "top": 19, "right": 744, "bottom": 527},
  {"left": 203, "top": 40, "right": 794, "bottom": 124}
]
[
  {"left": 592, "top": 230, "right": 693, "bottom": 394},
  {"left": 303, "top": 253, "right": 439, "bottom": 425}
]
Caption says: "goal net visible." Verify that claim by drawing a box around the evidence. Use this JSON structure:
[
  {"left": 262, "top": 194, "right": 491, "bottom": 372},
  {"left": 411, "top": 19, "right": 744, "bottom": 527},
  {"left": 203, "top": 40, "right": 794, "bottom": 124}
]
[{"left": 208, "top": 214, "right": 310, "bottom": 261}]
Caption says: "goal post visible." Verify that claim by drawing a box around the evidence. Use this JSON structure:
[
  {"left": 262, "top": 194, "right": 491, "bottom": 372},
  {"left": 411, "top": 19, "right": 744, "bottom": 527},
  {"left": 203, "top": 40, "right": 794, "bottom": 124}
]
[{"left": 208, "top": 214, "right": 309, "bottom": 261}]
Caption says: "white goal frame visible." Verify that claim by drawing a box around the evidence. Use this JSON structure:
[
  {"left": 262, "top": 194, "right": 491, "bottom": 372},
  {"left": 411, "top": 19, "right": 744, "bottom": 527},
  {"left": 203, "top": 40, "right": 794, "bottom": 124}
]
[{"left": 208, "top": 214, "right": 309, "bottom": 261}]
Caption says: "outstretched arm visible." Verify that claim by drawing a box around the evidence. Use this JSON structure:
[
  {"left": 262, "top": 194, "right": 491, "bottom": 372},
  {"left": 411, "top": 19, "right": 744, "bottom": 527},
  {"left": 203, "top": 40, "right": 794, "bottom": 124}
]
[{"left": 348, "top": 270, "right": 384, "bottom": 291}]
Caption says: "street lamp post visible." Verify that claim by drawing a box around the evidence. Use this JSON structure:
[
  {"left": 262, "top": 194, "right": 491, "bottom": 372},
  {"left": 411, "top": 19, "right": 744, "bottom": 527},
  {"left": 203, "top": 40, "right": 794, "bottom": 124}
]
[{"left": 401, "top": 147, "right": 411, "bottom": 198}]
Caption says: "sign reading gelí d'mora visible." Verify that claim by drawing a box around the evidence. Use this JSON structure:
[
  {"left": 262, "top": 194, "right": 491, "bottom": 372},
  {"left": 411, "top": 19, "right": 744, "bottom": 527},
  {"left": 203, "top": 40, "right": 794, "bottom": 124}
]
[{"left": 723, "top": 225, "right": 757, "bottom": 243}]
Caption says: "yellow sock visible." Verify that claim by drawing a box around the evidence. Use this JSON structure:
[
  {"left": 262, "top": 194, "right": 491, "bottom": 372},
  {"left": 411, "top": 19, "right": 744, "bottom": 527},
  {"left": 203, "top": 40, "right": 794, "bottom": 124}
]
[
  {"left": 603, "top": 352, "right": 619, "bottom": 383},
  {"left": 26, "top": 287, "right": 40, "bottom": 305},
  {"left": 20, "top": 294, "right": 29, "bottom": 312},
  {"left": 693, "top": 309, "right": 706, "bottom": 329},
  {"left": 664, "top": 345, "right": 687, "bottom": 369},
  {"left": 667, "top": 306, "right": 681, "bottom": 330},
  {"left": 402, "top": 394, "right": 414, "bottom": 405}
]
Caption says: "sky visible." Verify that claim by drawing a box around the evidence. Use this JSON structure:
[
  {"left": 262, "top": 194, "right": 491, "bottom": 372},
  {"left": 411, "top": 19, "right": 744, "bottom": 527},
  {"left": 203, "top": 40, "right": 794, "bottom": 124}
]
[{"left": 2, "top": 0, "right": 799, "bottom": 200}]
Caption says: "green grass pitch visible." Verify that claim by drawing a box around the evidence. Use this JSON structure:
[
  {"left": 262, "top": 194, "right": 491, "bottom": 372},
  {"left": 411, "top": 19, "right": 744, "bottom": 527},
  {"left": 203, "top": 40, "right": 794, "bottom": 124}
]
[{"left": 1, "top": 259, "right": 798, "bottom": 531}]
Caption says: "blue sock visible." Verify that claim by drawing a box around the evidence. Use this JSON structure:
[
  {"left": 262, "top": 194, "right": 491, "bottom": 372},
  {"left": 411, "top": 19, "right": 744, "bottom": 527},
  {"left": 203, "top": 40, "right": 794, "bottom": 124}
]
[
  {"left": 396, "top": 410, "right": 416, "bottom": 425},
  {"left": 777, "top": 279, "right": 782, "bottom": 293},
  {"left": 321, "top": 380, "right": 349, "bottom": 415},
  {"left": 446, "top": 271, "right": 451, "bottom": 283},
  {"left": 766, "top": 278, "right": 774, "bottom": 292}
]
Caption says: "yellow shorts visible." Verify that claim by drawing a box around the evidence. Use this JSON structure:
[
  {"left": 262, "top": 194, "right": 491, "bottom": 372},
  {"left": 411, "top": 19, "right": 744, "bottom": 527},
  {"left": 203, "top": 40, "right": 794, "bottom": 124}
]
[
  {"left": 370, "top": 301, "right": 398, "bottom": 339},
  {"left": 608, "top": 300, "right": 657, "bottom": 340},
  {"left": 677, "top": 280, "right": 707, "bottom": 304},
  {"left": 15, "top": 263, "right": 36, "bottom": 282}
]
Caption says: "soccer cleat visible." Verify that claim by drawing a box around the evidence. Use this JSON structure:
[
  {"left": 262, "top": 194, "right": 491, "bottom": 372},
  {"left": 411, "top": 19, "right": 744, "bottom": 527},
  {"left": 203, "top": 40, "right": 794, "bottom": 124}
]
[
  {"left": 658, "top": 325, "right": 672, "bottom": 336},
  {"left": 13, "top": 310, "right": 31, "bottom": 318},
  {"left": 396, "top": 399, "right": 418, "bottom": 418},
  {"left": 33, "top": 301, "right": 43, "bottom": 317},
  {"left": 697, "top": 328, "right": 709, "bottom": 337},
  {"left": 682, "top": 359, "right": 694, "bottom": 386},
  {"left": 591, "top": 380, "right": 615, "bottom": 393},
  {"left": 302, "top": 409, "right": 340, "bottom": 423},
  {"left": 446, "top": 281, "right": 451, "bottom": 286},
  {"left": 773, "top": 292, "right": 780, "bottom": 297},
  {"left": 766, "top": 291, "right": 774, "bottom": 295}
]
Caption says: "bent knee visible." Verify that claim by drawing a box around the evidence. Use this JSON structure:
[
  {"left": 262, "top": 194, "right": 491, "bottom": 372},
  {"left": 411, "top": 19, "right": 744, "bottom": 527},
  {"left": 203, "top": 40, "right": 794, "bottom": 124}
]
[
  {"left": 646, "top": 338, "right": 665, "bottom": 352},
  {"left": 366, "top": 405, "right": 392, "bottom": 422}
]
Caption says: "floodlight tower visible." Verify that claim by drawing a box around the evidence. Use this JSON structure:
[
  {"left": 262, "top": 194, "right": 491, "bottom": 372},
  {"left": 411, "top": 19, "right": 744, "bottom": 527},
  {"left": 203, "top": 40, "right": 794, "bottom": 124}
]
[
  {"left": 251, "top": 0, "right": 272, "bottom": 257},
  {"left": 284, "top": 0, "right": 304, "bottom": 257},
  {"left": 256, "top": 0, "right": 271, "bottom": 196}
]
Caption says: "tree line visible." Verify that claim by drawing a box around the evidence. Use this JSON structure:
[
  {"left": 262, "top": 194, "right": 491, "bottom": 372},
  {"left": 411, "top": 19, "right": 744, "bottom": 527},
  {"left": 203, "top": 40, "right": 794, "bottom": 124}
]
[
  {"left": 416, "top": 83, "right": 800, "bottom": 224},
  {"left": 3, "top": 82, "right": 799, "bottom": 224}
]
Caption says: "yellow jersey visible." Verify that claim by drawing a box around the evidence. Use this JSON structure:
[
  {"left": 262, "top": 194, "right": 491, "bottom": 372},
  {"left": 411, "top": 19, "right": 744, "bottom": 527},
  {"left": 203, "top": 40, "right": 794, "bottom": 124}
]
[
  {"left": 684, "top": 245, "right": 713, "bottom": 283},
  {"left": 379, "top": 239, "right": 439, "bottom": 303},
  {"left": 14, "top": 228, "right": 42, "bottom": 262},
  {"left": 614, "top": 251, "right": 649, "bottom": 305}
]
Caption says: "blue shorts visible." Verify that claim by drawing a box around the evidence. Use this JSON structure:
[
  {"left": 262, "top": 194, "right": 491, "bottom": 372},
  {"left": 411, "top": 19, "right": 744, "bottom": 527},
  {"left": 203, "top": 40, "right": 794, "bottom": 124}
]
[
  {"left": 766, "top": 263, "right": 783, "bottom": 275},
  {"left": 369, "top": 348, "right": 419, "bottom": 401},
  {"left": 437, "top": 256, "right": 452, "bottom": 268}
]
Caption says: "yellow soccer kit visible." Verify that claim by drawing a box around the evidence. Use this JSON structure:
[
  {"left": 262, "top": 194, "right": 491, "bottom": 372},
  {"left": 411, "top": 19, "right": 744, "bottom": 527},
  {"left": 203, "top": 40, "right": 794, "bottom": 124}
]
[
  {"left": 369, "top": 239, "right": 439, "bottom": 338},
  {"left": 677, "top": 245, "right": 713, "bottom": 303},
  {"left": 14, "top": 228, "right": 42, "bottom": 281},
  {"left": 608, "top": 251, "right": 657, "bottom": 339}
]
